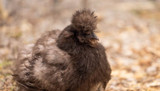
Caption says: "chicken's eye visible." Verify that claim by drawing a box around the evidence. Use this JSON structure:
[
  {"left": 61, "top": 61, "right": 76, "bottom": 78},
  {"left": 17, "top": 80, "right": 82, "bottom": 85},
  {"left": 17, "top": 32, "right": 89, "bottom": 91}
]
[
  {"left": 85, "top": 31, "right": 90, "bottom": 35},
  {"left": 83, "top": 33, "right": 90, "bottom": 36}
]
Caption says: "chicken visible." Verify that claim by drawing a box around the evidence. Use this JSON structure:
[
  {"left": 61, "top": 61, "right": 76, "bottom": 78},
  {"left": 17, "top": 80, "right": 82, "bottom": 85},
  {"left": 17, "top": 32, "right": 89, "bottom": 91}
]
[{"left": 13, "top": 9, "right": 111, "bottom": 91}]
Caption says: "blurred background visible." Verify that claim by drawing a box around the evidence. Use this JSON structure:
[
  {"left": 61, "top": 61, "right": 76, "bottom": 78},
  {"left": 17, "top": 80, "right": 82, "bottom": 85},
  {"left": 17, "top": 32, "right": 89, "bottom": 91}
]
[{"left": 0, "top": 0, "right": 160, "bottom": 91}]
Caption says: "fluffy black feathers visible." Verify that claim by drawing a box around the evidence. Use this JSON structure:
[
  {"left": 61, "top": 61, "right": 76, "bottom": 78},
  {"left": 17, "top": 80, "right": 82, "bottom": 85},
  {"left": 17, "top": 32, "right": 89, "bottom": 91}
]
[{"left": 13, "top": 9, "right": 111, "bottom": 91}]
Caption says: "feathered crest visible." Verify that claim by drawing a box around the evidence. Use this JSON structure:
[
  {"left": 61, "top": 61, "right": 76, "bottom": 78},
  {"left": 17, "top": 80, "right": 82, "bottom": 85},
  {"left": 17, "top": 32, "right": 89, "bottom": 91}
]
[{"left": 71, "top": 9, "right": 97, "bottom": 32}]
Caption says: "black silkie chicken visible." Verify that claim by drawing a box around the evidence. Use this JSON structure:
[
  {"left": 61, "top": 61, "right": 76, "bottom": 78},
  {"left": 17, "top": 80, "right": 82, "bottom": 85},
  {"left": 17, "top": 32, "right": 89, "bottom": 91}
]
[{"left": 13, "top": 10, "right": 111, "bottom": 91}]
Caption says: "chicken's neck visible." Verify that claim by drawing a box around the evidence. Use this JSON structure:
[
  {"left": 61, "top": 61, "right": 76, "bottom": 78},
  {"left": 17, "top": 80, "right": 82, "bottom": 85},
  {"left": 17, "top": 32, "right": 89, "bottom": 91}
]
[{"left": 57, "top": 35, "right": 101, "bottom": 75}]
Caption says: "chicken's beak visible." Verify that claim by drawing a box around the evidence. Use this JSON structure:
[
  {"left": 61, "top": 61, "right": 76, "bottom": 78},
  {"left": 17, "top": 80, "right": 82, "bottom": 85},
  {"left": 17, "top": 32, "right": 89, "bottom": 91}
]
[
  {"left": 90, "top": 32, "right": 99, "bottom": 40},
  {"left": 88, "top": 32, "right": 99, "bottom": 45}
]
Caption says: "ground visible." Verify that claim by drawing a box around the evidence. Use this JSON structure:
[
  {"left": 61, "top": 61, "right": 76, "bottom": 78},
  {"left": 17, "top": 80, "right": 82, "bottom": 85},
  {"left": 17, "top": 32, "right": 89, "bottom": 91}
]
[{"left": 0, "top": 0, "right": 160, "bottom": 91}]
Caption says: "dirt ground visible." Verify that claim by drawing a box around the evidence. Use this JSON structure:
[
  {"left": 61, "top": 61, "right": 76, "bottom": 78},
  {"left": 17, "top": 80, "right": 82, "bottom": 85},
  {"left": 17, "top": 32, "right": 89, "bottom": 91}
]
[{"left": 0, "top": 0, "right": 160, "bottom": 91}]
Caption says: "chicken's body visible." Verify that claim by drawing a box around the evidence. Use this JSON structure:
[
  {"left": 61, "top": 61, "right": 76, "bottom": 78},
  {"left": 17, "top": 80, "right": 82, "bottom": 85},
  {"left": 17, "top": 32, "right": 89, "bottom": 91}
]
[{"left": 13, "top": 10, "right": 111, "bottom": 91}]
